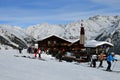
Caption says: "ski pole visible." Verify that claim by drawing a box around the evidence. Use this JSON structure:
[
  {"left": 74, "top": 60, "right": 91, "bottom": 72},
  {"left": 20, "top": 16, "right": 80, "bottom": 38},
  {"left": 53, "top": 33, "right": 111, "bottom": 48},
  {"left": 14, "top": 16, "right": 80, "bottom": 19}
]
[{"left": 112, "top": 61, "right": 117, "bottom": 70}]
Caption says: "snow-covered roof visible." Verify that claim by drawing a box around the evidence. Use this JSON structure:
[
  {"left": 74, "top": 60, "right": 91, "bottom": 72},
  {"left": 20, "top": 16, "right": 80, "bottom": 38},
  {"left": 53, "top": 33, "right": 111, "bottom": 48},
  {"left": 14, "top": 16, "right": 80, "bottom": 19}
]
[
  {"left": 84, "top": 40, "right": 113, "bottom": 48},
  {"left": 36, "top": 34, "right": 72, "bottom": 43}
]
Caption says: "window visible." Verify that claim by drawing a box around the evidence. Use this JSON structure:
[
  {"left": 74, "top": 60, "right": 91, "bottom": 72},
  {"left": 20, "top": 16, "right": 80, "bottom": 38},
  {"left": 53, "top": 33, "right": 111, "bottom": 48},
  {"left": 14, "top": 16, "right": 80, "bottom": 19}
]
[
  {"left": 48, "top": 41, "right": 50, "bottom": 45},
  {"left": 54, "top": 41, "right": 56, "bottom": 44}
]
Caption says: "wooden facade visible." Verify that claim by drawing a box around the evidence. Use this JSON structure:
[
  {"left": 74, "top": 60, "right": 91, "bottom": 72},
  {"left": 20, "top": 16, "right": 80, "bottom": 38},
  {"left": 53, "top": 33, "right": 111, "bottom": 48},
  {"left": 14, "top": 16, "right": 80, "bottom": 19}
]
[
  {"left": 70, "top": 40, "right": 85, "bottom": 51},
  {"left": 37, "top": 35, "right": 71, "bottom": 52},
  {"left": 37, "top": 35, "right": 88, "bottom": 62}
]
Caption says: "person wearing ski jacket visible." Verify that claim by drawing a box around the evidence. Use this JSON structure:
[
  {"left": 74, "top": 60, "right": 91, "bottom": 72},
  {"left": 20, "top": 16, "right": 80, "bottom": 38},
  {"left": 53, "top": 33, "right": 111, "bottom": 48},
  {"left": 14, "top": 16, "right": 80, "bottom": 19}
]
[
  {"left": 34, "top": 48, "right": 38, "bottom": 58},
  {"left": 90, "top": 54, "right": 97, "bottom": 67},
  {"left": 98, "top": 51, "right": 106, "bottom": 67},
  {"left": 37, "top": 48, "right": 42, "bottom": 58},
  {"left": 106, "top": 52, "right": 117, "bottom": 71}
]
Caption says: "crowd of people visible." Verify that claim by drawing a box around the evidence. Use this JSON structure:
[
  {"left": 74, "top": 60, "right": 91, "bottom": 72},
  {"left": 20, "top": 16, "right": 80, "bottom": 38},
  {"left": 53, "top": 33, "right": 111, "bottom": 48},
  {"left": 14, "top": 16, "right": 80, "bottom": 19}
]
[
  {"left": 27, "top": 46, "right": 118, "bottom": 71},
  {"left": 90, "top": 51, "right": 117, "bottom": 71},
  {"left": 27, "top": 46, "right": 66, "bottom": 61}
]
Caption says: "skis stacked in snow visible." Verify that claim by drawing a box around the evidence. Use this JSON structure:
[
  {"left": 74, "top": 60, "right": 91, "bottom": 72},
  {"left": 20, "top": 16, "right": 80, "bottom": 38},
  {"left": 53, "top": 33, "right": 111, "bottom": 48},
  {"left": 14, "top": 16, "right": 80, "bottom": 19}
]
[
  {"left": 29, "top": 56, "right": 46, "bottom": 61},
  {"left": 14, "top": 55, "right": 46, "bottom": 61}
]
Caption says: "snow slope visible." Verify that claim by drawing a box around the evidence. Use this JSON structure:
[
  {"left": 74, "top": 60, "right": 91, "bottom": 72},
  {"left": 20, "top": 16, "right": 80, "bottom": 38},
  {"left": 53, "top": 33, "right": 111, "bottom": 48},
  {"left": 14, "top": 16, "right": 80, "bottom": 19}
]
[
  {"left": 26, "top": 23, "right": 65, "bottom": 40},
  {"left": 0, "top": 50, "right": 120, "bottom": 80},
  {"left": 0, "top": 25, "right": 34, "bottom": 49}
]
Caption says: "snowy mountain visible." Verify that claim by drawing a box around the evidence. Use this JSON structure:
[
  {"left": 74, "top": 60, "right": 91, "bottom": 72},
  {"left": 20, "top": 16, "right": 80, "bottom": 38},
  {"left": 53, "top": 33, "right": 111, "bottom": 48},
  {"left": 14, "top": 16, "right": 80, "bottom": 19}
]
[
  {"left": 1, "top": 15, "right": 120, "bottom": 53},
  {"left": 26, "top": 15, "right": 120, "bottom": 40},
  {"left": 26, "top": 23, "right": 66, "bottom": 40},
  {"left": 0, "top": 25, "right": 35, "bottom": 49},
  {"left": 26, "top": 15, "right": 120, "bottom": 53}
]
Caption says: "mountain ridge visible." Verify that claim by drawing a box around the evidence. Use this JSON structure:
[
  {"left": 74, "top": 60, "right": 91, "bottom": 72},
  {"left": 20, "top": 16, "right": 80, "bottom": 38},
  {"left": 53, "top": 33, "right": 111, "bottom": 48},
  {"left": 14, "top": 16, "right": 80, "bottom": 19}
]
[
  {"left": 26, "top": 15, "right": 120, "bottom": 40},
  {"left": 0, "top": 15, "right": 120, "bottom": 53}
]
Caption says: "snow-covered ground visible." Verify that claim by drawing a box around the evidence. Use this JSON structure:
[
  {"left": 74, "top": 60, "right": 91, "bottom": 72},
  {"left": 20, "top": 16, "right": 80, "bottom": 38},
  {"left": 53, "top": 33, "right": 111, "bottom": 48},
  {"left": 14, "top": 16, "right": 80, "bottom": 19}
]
[{"left": 0, "top": 50, "right": 120, "bottom": 80}]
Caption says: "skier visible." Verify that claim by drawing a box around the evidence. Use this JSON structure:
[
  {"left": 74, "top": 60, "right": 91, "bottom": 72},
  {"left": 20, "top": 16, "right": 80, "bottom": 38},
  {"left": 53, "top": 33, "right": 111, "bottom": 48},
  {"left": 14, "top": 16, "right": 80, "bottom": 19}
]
[
  {"left": 56, "top": 50, "right": 62, "bottom": 62},
  {"left": 34, "top": 48, "right": 38, "bottom": 58},
  {"left": 98, "top": 51, "right": 106, "bottom": 68},
  {"left": 18, "top": 47, "right": 23, "bottom": 54},
  {"left": 27, "top": 46, "right": 32, "bottom": 53},
  {"left": 106, "top": 52, "right": 117, "bottom": 71},
  {"left": 37, "top": 48, "right": 42, "bottom": 58},
  {"left": 62, "top": 48, "right": 66, "bottom": 56},
  {"left": 90, "top": 54, "right": 97, "bottom": 67}
]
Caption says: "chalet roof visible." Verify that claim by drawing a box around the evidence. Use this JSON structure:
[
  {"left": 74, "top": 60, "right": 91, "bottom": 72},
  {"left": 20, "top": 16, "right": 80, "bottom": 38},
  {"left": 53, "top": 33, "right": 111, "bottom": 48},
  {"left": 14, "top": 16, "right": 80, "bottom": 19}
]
[
  {"left": 84, "top": 40, "right": 113, "bottom": 48},
  {"left": 36, "top": 34, "right": 72, "bottom": 43}
]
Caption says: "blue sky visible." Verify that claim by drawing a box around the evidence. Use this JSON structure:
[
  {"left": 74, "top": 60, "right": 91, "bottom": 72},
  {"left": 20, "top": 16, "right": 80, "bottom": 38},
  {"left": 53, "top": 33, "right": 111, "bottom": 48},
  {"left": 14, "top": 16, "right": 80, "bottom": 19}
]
[{"left": 0, "top": 0, "right": 120, "bottom": 28}]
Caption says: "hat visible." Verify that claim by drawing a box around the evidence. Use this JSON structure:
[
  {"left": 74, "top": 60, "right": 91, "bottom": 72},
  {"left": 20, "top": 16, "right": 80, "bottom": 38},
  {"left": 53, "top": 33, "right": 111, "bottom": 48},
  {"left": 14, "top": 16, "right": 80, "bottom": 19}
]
[{"left": 111, "top": 52, "right": 115, "bottom": 55}]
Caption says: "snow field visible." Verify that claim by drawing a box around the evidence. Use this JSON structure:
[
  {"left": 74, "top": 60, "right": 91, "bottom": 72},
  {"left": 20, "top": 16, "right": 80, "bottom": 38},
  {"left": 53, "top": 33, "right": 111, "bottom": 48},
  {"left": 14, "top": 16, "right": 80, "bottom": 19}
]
[{"left": 0, "top": 50, "right": 120, "bottom": 80}]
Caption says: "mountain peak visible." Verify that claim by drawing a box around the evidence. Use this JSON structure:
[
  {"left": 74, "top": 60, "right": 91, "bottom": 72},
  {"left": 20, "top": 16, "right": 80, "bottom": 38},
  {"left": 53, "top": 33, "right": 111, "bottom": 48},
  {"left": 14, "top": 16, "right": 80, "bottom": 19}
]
[{"left": 1, "top": 15, "right": 120, "bottom": 52}]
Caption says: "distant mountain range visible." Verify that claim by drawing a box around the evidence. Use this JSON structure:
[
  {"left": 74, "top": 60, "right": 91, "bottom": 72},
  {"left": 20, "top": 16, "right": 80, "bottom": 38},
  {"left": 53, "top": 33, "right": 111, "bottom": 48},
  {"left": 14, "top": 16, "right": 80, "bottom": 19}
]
[
  {"left": 0, "top": 15, "right": 120, "bottom": 53},
  {"left": 0, "top": 25, "right": 35, "bottom": 49}
]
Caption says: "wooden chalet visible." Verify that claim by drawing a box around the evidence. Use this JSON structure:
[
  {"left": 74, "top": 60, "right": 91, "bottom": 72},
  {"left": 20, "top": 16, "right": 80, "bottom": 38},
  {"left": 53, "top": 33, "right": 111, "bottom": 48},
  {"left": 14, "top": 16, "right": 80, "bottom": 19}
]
[
  {"left": 37, "top": 35, "right": 71, "bottom": 55},
  {"left": 85, "top": 40, "right": 113, "bottom": 54}
]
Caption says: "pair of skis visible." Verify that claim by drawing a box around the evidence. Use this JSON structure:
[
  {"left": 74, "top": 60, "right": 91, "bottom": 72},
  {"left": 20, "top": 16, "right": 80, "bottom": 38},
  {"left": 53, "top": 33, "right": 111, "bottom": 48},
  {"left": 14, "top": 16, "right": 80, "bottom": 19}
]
[{"left": 14, "top": 55, "right": 46, "bottom": 61}]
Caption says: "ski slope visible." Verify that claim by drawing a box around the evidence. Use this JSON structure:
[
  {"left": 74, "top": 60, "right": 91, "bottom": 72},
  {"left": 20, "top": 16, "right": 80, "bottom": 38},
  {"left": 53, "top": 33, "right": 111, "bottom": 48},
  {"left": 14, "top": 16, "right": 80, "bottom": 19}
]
[{"left": 0, "top": 50, "right": 120, "bottom": 80}]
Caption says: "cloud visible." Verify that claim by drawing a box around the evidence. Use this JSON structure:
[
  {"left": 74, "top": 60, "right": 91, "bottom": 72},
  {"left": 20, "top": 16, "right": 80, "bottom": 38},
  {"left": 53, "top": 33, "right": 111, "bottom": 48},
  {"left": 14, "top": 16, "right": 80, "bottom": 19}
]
[
  {"left": 0, "top": 0, "right": 120, "bottom": 28},
  {"left": 91, "top": 0, "right": 120, "bottom": 7}
]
